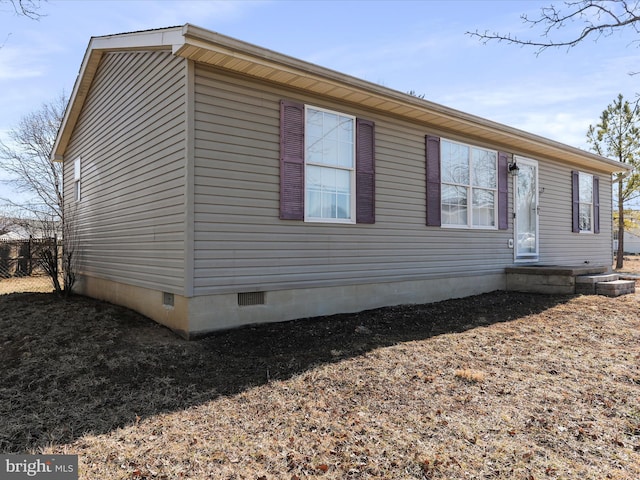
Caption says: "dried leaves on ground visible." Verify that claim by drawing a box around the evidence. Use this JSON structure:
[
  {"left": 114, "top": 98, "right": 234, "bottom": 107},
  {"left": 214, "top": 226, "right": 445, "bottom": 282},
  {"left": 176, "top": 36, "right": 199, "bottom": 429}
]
[{"left": 1, "top": 281, "right": 639, "bottom": 479}]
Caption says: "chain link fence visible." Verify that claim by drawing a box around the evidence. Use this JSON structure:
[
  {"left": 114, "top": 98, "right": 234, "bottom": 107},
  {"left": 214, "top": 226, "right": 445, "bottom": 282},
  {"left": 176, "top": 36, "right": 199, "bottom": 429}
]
[{"left": 0, "top": 238, "right": 59, "bottom": 294}]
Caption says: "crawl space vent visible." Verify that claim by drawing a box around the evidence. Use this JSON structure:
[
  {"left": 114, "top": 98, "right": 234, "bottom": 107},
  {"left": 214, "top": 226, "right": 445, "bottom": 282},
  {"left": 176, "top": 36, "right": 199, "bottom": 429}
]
[
  {"left": 238, "top": 291, "right": 265, "bottom": 306},
  {"left": 163, "top": 292, "right": 174, "bottom": 307}
]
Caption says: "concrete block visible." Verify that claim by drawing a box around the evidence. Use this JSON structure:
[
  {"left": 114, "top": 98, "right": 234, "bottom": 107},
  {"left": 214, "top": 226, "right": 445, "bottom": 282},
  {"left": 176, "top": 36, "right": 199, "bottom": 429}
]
[
  {"left": 506, "top": 272, "right": 575, "bottom": 294},
  {"left": 575, "top": 274, "right": 619, "bottom": 284},
  {"left": 575, "top": 283, "right": 596, "bottom": 295},
  {"left": 596, "top": 280, "right": 636, "bottom": 297},
  {"left": 575, "top": 274, "right": 619, "bottom": 295}
]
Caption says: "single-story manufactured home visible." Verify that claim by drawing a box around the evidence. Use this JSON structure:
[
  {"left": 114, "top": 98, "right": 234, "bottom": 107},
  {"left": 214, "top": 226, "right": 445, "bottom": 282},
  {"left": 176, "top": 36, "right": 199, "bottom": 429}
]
[{"left": 51, "top": 24, "right": 629, "bottom": 338}]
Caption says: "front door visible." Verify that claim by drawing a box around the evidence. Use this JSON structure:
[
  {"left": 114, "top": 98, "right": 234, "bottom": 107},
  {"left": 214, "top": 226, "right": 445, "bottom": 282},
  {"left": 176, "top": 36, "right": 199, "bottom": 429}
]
[{"left": 514, "top": 157, "right": 539, "bottom": 261}]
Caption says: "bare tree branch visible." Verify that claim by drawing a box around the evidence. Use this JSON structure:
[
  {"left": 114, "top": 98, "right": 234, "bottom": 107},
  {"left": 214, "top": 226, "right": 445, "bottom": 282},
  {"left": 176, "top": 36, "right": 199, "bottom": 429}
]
[
  {"left": 0, "top": 90, "right": 78, "bottom": 293},
  {"left": 1, "top": 0, "right": 46, "bottom": 47},
  {"left": 0, "top": 92, "right": 67, "bottom": 220},
  {"left": 1, "top": 0, "right": 46, "bottom": 20},
  {"left": 467, "top": 0, "right": 640, "bottom": 54}
]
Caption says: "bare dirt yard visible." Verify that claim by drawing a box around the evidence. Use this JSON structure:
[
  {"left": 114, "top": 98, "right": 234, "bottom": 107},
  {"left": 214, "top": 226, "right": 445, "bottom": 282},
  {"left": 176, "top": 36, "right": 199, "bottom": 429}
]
[{"left": 1, "top": 264, "right": 639, "bottom": 479}]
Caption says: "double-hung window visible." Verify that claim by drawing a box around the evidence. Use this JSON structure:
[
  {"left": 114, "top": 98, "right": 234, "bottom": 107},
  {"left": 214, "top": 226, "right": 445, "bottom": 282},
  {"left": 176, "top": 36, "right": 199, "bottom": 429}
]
[
  {"left": 280, "top": 100, "right": 375, "bottom": 224},
  {"left": 578, "top": 172, "right": 594, "bottom": 232},
  {"left": 572, "top": 170, "right": 600, "bottom": 234},
  {"left": 305, "top": 106, "right": 355, "bottom": 222},
  {"left": 440, "top": 139, "right": 497, "bottom": 228}
]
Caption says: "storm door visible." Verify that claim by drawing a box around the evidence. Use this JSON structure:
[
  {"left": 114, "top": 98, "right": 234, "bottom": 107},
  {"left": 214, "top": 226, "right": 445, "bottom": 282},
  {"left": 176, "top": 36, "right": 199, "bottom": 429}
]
[{"left": 514, "top": 157, "right": 539, "bottom": 261}]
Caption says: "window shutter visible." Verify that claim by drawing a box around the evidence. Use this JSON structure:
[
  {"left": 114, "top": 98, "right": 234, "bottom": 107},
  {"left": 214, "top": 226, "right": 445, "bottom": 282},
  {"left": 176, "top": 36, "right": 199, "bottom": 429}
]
[
  {"left": 593, "top": 175, "right": 600, "bottom": 234},
  {"left": 571, "top": 170, "right": 580, "bottom": 232},
  {"left": 498, "top": 152, "right": 509, "bottom": 230},
  {"left": 425, "top": 135, "right": 441, "bottom": 226},
  {"left": 280, "top": 100, "right": 305, "bottom": 220},
  {"left": 356, "top": 118, "right": 375, "bottom": 224}
]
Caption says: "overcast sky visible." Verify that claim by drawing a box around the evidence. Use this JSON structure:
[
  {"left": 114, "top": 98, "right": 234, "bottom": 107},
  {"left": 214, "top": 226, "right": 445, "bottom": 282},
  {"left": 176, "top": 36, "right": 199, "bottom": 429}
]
[{"left": 1, "top": 0, "right": 640, "bottom": 204}]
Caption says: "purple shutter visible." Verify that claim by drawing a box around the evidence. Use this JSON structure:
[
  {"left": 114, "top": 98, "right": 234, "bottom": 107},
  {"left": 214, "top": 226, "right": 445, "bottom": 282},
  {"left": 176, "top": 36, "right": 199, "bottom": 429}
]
[
  {"left": 356, "top": 118, "right": 375, "bottom": 224},
  {"left": 498, "top": 152, "right": 509, "bottom": 230},
  {"left": 425, "top": 135, "right": 441, "bottom": 226},
  {"left": 593, "top": 175, "right": 600, "bottom": 234},
  {"left": 280, "top": 100, "right": 304, "bottom": 220},
  {"left": 571, "top": 170, "right": 580, "bottom": 232}
]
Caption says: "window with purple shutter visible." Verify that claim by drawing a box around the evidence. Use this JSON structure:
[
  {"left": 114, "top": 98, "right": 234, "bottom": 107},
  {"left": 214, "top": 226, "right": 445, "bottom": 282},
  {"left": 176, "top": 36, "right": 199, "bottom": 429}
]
[
  {"left": 572, "top": 170, "right": 600, "bottom": 233},
  {"left": 426, "top": 135, "right": 508, "bottom": 229},
  {"left": 572, "top": 170, "right": 580, "bottom": 232},
  {"left": 280, "top": 100, "right": 305, "bottom": 220},
  {"left": 497, "top": 152, "right": 509, "bottom": 230},
  {"left": 356, "top": 119, "right": 375, "bottom": 224},
  {"left": 593, "top": 176, "right": 600, "bottom": 234},
  {"left": 280, "top": 100, "right": 375, "bottom": 224},
  {"left": 425, "top": 135, "right": 441, "bottom": 227}
]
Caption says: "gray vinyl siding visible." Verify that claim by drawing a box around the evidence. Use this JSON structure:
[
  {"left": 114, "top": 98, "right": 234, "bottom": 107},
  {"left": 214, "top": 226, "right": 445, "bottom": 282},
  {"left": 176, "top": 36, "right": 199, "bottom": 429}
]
[
  {"left": 537, "top": 159, "right": 613, "bottom": 265},
  {"left": 63, "top": 50, "right": 187, "bottom": 294},
  {"left": 193, "top": 65, "right": 517, "bottom": 296}
]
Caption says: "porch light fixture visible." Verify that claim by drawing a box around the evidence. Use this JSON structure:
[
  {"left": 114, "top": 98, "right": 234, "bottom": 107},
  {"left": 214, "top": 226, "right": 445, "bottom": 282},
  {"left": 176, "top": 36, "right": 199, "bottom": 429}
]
[{"left": 508, "top": 161, "right": 520, "bottom": 176}]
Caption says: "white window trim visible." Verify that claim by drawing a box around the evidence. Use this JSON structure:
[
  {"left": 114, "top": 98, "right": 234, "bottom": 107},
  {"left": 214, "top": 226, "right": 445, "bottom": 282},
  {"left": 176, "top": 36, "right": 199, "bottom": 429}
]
[
  {"left": 440, "top": 138, "right": 498, "bottom": 230},
  {"left": 303, "top": 104, "right": 356, "bottom": 224},
  {"left": 73, "top": 157, "right": 81, "bottom": 202},
  {"left": 578, "top": 171, "right": 594, "bottom": 234}
]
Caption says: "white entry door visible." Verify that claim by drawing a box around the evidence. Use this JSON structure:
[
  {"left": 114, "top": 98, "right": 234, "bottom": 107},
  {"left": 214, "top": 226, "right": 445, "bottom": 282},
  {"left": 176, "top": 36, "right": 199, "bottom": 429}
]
[{"left": 514, "top": 157, "right": 539, "bottom": 261}]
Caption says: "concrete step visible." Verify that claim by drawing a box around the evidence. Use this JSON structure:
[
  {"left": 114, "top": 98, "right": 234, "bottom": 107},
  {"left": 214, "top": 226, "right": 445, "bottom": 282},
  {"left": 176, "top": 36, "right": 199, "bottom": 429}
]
[
  {"left": 575, "top": 273, "right": 620, "bottom": 295},
  {"left": 505, "top": 265, "right": 609, "bottom": 294},
  {"left": 618, "top": 273, "right": 640, "bottom": 281},
  {"left": 596, "top": 279, "right": 636, "bottom": 297}
]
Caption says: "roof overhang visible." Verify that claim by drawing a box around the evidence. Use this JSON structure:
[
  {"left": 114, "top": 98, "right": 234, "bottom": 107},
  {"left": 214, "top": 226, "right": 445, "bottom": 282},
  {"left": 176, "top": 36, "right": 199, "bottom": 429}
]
[{"left": 52, "top": 24, "right": 630, "bottom": 175}]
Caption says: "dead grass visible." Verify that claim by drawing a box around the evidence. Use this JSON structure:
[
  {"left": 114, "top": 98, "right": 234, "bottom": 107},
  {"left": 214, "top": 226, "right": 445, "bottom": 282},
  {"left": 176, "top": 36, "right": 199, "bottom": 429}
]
[
  {"left": 0, "top": 275, "right": 54, "bottom": 294},
  {"left": 1, "top": 288, "right": 639, "bottom": 479},
  {"left": 453, "top": 368, "right": 486, "bottom": 383},
  {"left": 614, "top": 255, "right": 640, "bottom": 274}
]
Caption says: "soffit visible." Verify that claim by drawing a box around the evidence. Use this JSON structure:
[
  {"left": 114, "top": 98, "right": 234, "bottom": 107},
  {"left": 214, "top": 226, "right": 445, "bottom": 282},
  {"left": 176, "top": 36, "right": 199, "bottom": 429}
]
[
  {"left": 53, "top": 24, "right": 629, "bottom": 174},
  {"left": 175, "top": 25, "right": 627, "bottom": 174}
]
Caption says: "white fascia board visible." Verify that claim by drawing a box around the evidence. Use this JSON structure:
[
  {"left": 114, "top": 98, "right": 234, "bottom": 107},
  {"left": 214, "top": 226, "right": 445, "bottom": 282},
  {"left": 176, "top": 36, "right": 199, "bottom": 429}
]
[{"left": 89, "top": 27, "right": 185, "bottom": 51}]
